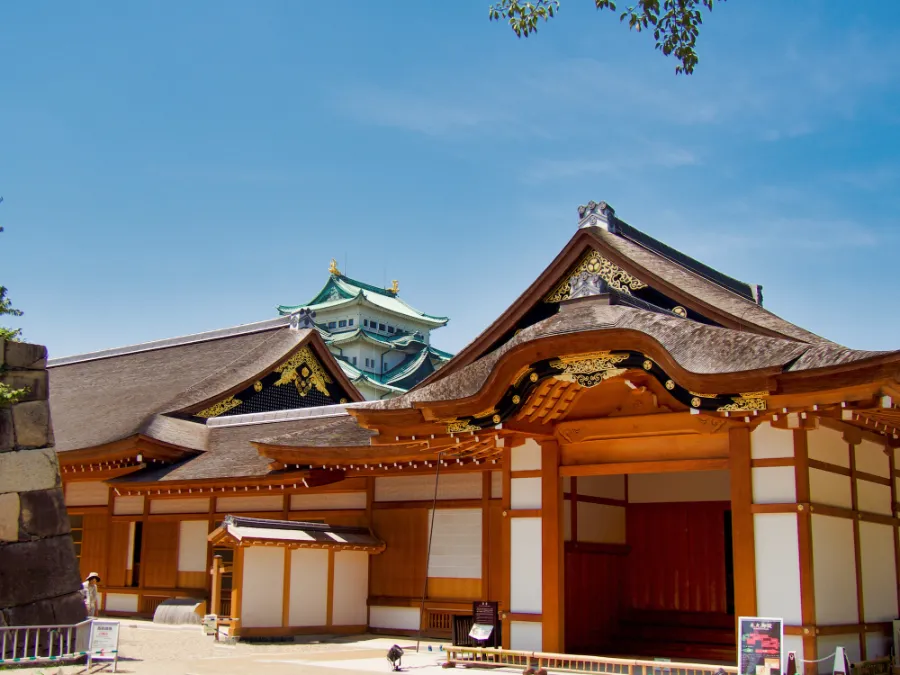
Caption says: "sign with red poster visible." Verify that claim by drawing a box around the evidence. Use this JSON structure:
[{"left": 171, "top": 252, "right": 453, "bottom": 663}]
[{"left": 739, "top": 617, "right": 783, "bottom": 675}]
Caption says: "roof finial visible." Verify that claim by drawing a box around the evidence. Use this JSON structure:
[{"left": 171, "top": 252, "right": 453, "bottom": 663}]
[
  {"left": 390, "top": 279, "right": 399, "bottom": 294},
  {"left": 577, "top": 200, "right": 616, "bottom": 231},
  {"left": 329, "top": 258, "right": 340, "bottom": 276}
]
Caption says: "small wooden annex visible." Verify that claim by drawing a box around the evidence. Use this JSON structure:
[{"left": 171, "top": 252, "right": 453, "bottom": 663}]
[
  {"left": 207, "top": 516, "right": 384, "bottom": 637},
  {"left": 49, "top": 200, "right": 900, "bottom": 673}
]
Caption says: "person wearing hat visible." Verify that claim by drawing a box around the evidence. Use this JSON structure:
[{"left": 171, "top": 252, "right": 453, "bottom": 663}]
[{"left": 82, "top": 573, "right": 100, "bottom": 618}]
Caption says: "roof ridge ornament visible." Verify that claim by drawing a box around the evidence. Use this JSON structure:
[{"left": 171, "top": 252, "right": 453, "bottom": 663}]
[
  {"left": 290, "top": 308, "right": 316, "bottom": 331},
  {"left": 577, "top": 200, "right": 616, "bottom": 231},
  {"left": 329, "top": 258, "right": 341, "bottom": 276},
  {"left": 390, "top": 279, "right": 399, "bottom": 294}
]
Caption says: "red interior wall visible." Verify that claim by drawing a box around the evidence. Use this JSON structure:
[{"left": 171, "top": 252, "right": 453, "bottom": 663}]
[
  {"left": 624, "top": 501, "right": 730, "bottom": 614},
  {"left": 564, "top": 544, "right": 625, "bottom": 653}
]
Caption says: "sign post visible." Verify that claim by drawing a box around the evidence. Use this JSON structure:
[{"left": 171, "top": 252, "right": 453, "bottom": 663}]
[
  {"left": 738, "top": 617, "right": 783, "bottom": 675},
  {"left": 87, "top": 620, "right": 120, "bottom": 672}
]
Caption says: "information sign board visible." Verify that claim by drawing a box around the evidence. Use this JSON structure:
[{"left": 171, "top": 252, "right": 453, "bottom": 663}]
[
  {"left": 88, "top": 620, "right": 120, "bottom": 672},
  {"left": 738, "top": 616, "right": 783, "bottom": 675}
]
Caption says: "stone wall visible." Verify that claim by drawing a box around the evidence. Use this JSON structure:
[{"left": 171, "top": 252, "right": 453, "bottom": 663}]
[{"left": 0, "top": 341, "right": 85, "bottom": 626}]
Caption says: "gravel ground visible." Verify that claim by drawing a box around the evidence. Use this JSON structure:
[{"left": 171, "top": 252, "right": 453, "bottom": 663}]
[{"left": 13, "top": 620, "right": 456, "bottom": 675}]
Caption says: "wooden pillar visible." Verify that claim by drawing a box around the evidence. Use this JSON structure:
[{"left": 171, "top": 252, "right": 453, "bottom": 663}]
[
  {"left": 482, "top": 471, "right": 491, "bottom": 601},
  {"left": 849, "top": 441, "right": 866, "bottom": 659},
  {"left": 101, "top": 486, "right": 115, "bottom": 613},
  {"left": 729, "top": 427, "right": 757, "bottom": 619},
  {"left": 890, "top": 449, "right": 900, "bottom": 620},
  {"left": 541, "top": 439, "right": 564, "bottom": 653},
  {"left": 282, "top": 548, "right": 292, "bottom": 628},
  {"left": 794, "top": 430, "right": 818, "bottom": 675},
  {"left": 137, "top": 492, "right": 151, "bottom": 612},
  {"left": 570, "top": 477, "right": 578, "bottom": 543},
  {"left": 326, "top": 549, "right": 335, "bottom": 627},
  {"left": 501, "top": 444, "right": 512, "bottom": 649},
  {"left": 210, "top": 554, "right": 223, "bottom": 616},
  {"left": 231, "top": 546, "right": 244, "bottom": 634},
  {"left": 205, "top": 496, "right": 217, "bottom": 597}
]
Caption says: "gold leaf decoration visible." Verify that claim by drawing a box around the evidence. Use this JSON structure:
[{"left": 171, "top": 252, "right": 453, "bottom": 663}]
[
  {"left": 689, "top": 391, "right": 717, "bottom": 399},
  {"left": 691, "top": 397, "right": 702, "bottom": 408},
  {"left": 511, "top": 395, "right": 521, "bottom": 405},
  {"left": 550, "top": 351, "right": 630, "bottom": 388},
  {"left": 473, "top": 407, "right": 498, "bottom": 420},
  {"left": 643, "top": 359, "right": 653, "bottom": 371},
  {"left": 197, "top": 395, "right": 242, "bottom": 418},
  {"left": 665, "top": 380, "right": 675, "bottom": 390},
  {"left": 274, "top": 346, "right": 332, "bottom": 397},
  {"left": 544, "top": 250, "right": 647, "bottom": 303},
  {"left": 717, "top": 392, "right": 768, "bottom": 412},
  {"left": 253, "top": 381, "right": 263, "bottom": 393},
  {"left": 446, "top": 419, "right": 481, "bottom": 434}
]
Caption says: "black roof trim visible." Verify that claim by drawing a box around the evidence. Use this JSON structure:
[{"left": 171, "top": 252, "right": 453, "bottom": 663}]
[{"left": 611, "top": 218, "right": 758, "bottom": 303}]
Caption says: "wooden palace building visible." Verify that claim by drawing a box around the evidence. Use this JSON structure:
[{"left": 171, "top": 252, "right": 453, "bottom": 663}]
[{"left": 48, "top": 201, "right": 900, "bottom": 671}]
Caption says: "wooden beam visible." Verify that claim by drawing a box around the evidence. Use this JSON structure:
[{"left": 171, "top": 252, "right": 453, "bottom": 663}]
[
  {"left": 560, "top": 458, "right": 728, "bottom": 477},
  {"left": 729, "top": 427, "right": 757, "bottom": 621},
  {"left": 561, "top": 433, "right": 729, "bottom": 466},
  {"left": 556, "top": 412, "right": 739, "bottom": 443},
  {"left": 541, "top": 439, "right": 563, "bottom": 653}
]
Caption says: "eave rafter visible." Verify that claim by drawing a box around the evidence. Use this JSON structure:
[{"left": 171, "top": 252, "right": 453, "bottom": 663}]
[{"left": 58, "top": 434, "right": 200, "bottom": 478}]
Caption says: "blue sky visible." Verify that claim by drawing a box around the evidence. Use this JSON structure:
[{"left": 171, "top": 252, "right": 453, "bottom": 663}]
[{"left": 2, "top": 1, "right": 899, "bottom": 359}]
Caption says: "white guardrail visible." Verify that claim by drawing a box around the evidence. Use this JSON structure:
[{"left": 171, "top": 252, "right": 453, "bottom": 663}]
[{"left": 0, "top": 619, "right": 93, "bottom": 665}]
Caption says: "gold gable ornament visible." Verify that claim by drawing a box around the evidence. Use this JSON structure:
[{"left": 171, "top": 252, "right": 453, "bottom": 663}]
[
  {"left": 274, "top": 346, "right": 333, "bottom": 398},
  {"left": 545, "top": 250, "right": 647, "bottom": 303},
  {"left": 329, "top": 259, "right": 340, "bottom": 276},
  {"left": 197, "top": 395, "right": 242, "bottom": 419},
  {"left": 550, "top": 351, "right": 629, "bottom": 388}
]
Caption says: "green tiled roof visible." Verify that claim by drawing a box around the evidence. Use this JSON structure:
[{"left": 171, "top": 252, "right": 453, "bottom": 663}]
[{"left": 277, "top": 274, "right": 449, "bottom": 327}]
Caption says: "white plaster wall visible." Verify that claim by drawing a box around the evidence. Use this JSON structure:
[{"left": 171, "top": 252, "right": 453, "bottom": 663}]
[
  {"left": 428, "top": 509, "right": 482, "bottom": 578},
  {"left": 510, "top": 477, "right": 542, "bottom": 510},
  {"left": 510, "top": 518, "right": 542, "bottom": 613},
  {"left": 105, "top": 593, "right": 138, "bottom": 613},
  {"left": 65, "top": 481, "right": 108, "bottom": 506},
  {"left": 369, "top": 606, "right": 420, "bottom": 631},
  {"left": 809, "top": 469, "right": 852, "bottom": 509},
  {"left": 782, "top": 635, "right": 804, "bottom": 671},
  {"left": 815, "top": 635, "right": 860, "bottom": 674},
  {"left": 511, "top": 439, "right": 542, "bottom": 471},
  {"left": 113, "top": 495, "right": 144, "bottom": 515},
  {"left": 577, "top": 475, "right": 625, "bottom": 500},
  {"left": 217, "top": 495, "right": 283, "bottom": 513},
  {"left": 859, "top": 522, "right": 899, "bottom": 622},
  {"left": 808, "top": 426, "right": 850, "bottom": 468},
  {"left": 751, "top": 423, "right": 795, "bottom": 459},
  {"left": 866, "top": 632, "right": 892, "bottom": 660},
  {"left": 811, "top": 515, "right": 858, "bottom": 625},
  {"left": 332, "top": 551, "right": 369, "bottom": 626},
  {"left": 577, "top": 503, "right": 626, "bottom": 544},
  {"left": 628, "top": 471, "right": 730, "bottom": 503},
  {"left": 491, "top": 471, "right": 502, "bottom": 499},
  {"left": 150, "top": 498, "right": 209, "bottom": 514},
  {"left": 289, "top": 548, "right": 328, "bottom": 626},
  {"left": 290, "top": 492, "right": 367, "bottom": 510},
  {"left": 510, "top": 621, "right": 543, "bottom": 651},
  {"left": 752, "top": 467, "right": 796, "bottom": 504},
  {"left": 242, "top": 546, "right": 285, "bottom": 628},
  {"left": 857, "top": 481, "right": 892, "bottom": 515},
  {"left": 178, "top": 521, "right": 209, "bottom": 572},
  {"left": 374, "top": 473, "right": 482, "bottom": 501},
  {"left": 855, "top": 440, "right": 890, "bottom": 477},
  {"left": 754, "top": 513, "right": 803, "bottom": 624}
]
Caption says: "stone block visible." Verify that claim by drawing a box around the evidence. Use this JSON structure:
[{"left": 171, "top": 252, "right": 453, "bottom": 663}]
[
  {"left": 2, "top": 590, "right": 86, "bottom": 627},
  {"left": 0, "top": 370, "right": 47, "bottom": 402},
  {"left": 0, "top": 448, "right": 60, "bottom": 495},
  {"left": 10, "top": 401, "right": 50, "bottom": 448},
  {"left": 0, "top": 535, "right": 82, "bottom": 607},
  {"left": 0, "top": 408, "right": 13, "bottom": 452},
  {"left": 19, "top": 488, "right": 68, "bottom": 539},
  {"left": 3, "top": 342, "right": 47, "bottom": 370},
  {"left": 0, "top": 492, "right": 20, "bottom": 542}
]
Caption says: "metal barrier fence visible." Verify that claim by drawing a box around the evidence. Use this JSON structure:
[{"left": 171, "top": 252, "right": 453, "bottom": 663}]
[
  {"left": 0, "top": 619, "right": 93, "bottom": 665},
  {"left": 443, "top": 646, "right": 739, "bottom": 675}
]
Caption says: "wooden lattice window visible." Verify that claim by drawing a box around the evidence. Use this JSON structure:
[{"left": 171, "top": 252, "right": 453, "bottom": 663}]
[{"left": 69, "top": 515, "right": 83, "bottom": 561}]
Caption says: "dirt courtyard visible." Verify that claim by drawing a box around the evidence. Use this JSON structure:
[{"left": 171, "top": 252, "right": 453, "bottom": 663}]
[{"left": 28, "top": 620, "right": 482, "bottom": 675}]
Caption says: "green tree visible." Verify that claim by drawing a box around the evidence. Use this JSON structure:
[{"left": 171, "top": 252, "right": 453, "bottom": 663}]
[
  {"left": 0, "top": 214, "right": 28, "bottom": 406},
  {"left": 488, "top": 0, "right": 725, "bottom": 74}
]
